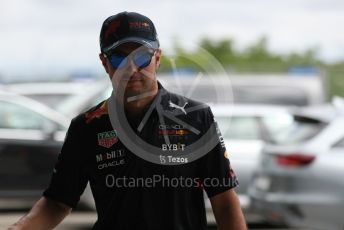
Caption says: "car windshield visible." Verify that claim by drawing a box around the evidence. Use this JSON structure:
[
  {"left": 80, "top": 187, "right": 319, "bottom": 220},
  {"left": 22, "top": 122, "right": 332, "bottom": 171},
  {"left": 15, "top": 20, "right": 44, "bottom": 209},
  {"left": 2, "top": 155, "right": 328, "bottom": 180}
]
[
  {"left": 216, "top": 116, "right": 261, "bottom": 140},
  {"left": 262, "top": 114, "right": 326, "bottom": 145}
]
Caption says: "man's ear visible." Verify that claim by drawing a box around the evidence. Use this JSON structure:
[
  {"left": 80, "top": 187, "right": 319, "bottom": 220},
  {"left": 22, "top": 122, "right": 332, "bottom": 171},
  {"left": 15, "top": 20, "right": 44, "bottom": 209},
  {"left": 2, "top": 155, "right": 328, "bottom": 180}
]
[
  {"left": 99, "top": 53, "right": 110, "bottom": 74},
  {"left": 155, "top": 49, "right": 162, "bottom": 68}
]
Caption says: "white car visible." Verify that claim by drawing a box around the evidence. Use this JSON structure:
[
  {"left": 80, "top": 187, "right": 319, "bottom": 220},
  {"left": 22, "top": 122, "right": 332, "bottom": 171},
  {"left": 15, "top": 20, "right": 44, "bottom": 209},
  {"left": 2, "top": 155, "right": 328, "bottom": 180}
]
[
  {"left": 203, "top": 104, "right": 322, "bottom": 223},
  {"left": 5, "top": 80, "right": 110, "bottom": 117},
  {"left": 248, "top": 103, "right": 344, "bottom": 229}
]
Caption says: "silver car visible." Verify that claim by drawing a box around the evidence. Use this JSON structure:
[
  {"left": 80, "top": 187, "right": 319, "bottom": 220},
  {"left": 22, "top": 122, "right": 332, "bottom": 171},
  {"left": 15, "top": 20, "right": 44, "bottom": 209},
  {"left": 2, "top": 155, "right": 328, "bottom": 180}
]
[
  {"left": 203, "top": 104, "right": 321, "bottom": 223},
  {"left": 0, "top": 90, "right": 69, "bottom": 208},
  {"left": 249, "top": 104, "right": 344, "bottom": 230}
]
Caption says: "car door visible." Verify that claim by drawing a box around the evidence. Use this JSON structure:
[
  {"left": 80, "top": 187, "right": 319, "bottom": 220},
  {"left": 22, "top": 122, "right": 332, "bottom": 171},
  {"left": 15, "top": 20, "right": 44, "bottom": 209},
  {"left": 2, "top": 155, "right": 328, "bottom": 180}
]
[
  {"left": 300, "top": 136, "right": 344, "bottom": 229},
  {"left": 0, "top": 99, "right": 66, "bottom": 196},
  {"left": 214, "top": 115, "right": 265, "bottom": 211}
]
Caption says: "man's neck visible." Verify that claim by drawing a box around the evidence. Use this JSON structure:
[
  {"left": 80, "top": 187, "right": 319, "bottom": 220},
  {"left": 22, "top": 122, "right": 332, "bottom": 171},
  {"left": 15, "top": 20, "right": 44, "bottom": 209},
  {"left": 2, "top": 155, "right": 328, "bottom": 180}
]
[{"left": 124, "top": 87, "right": 158, "bottom": 124}]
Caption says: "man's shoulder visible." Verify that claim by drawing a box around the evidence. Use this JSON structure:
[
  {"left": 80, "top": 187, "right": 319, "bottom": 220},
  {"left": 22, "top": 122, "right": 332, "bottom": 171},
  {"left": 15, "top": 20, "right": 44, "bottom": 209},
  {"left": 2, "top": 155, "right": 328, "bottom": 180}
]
[
  {"left": 71, "top": 100, "right": 108, "bottom": 126},
  {"left": 164, "top": 89, "right": 211, "bottom": 113},
  {"left": 164, "top": 90, "right": 210, "bottom": 110},
  {"left": 162, "top": 89, "right": 213, "bottom": 125}
]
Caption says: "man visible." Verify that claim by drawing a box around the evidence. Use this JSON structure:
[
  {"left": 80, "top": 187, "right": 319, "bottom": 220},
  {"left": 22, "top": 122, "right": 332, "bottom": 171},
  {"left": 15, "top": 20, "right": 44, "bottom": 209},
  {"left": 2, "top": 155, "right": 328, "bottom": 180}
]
[{"left": 9, "top": 12, "right": 246, "bottom": 230}]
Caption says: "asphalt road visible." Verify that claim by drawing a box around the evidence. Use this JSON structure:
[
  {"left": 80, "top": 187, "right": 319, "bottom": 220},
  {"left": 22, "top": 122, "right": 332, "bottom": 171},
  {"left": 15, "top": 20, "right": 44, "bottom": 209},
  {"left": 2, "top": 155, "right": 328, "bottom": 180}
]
[{"left": 0, "top": 211, "right": 311, "bottom": 230}]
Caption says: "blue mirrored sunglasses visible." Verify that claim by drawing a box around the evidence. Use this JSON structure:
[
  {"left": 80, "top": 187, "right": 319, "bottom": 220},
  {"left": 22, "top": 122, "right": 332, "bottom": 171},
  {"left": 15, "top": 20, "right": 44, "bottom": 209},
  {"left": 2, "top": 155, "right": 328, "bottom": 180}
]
[{"left": 106, "top": 50, "right": 156, "bottom": 69}]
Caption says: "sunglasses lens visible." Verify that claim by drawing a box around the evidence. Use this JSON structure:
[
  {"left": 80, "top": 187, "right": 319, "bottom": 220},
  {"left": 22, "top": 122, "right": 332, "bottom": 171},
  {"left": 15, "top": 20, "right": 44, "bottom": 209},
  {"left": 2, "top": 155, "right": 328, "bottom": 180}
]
[
  {"left": 109, "top": 54, "right": 127, "bottom": 69},
  {"left": 134, "top": 51, "right": 153, "bottom": 68},
  {"left": 108, "top": 50, "right": 154, "bottom": 69}
]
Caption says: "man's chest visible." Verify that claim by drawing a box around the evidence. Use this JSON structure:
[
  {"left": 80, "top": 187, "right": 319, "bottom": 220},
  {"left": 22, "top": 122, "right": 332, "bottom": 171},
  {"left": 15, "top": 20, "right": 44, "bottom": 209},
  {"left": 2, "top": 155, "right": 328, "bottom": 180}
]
[{"left": 86, "top": 118, "right": 201, "bottom": 185}]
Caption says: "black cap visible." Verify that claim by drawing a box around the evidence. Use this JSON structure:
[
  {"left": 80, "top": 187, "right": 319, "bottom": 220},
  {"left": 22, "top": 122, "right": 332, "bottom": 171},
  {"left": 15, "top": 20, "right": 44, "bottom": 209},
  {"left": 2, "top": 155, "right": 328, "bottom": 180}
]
[{"left": 100, "top": 12, "right": 159, "bottom": 54}]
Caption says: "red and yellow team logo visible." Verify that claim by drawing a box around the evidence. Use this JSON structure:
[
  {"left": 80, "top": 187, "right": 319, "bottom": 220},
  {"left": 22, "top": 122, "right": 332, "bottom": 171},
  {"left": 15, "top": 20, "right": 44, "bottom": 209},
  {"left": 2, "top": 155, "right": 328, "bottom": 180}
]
[
  {"left": 85, "top": 101, "right": 108, "bottom": 124},
  {"left": 129, "top": 21, "right": 150, "bottom": 30},
  {"left": 158, "top": 129, "right": 189, "bottom": 136},
  {"left": 104, "top": 21, "right": 121, "bottom": 40},
  {"left": 141, "top": 22, "right": 150, "bottom": 28},
  {"left": 175, "top": 129, "right": 188, "bottom": 135}
]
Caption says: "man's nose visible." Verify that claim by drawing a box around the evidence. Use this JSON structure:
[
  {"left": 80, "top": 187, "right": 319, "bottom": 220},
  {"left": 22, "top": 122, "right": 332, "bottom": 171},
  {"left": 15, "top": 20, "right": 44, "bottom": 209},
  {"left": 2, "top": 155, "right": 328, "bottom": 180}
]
[{"left": 125, "top": 58, "right": 138, "bottom": 73}]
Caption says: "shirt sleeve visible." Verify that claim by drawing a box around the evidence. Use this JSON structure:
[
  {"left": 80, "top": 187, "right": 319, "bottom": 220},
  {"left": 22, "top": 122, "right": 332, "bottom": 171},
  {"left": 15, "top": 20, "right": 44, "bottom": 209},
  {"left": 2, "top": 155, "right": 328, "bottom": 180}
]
[
  {"left": 43, "top": 117, "right": 89, "bottom": 208},
  {"left": 200, "top": 107, "right": 239, "bottom": 198}
]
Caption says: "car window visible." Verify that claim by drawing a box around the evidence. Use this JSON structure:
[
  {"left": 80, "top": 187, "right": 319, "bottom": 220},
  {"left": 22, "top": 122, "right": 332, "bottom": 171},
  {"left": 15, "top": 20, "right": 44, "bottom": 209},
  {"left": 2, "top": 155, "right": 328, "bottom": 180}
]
[
  {"left": 333, "top": 138, "right": 344, "bottom": 148},
  {"left": 56, "top": 87, "right": 111, "bottom": 116},
  {"left": 85, "top": 88, "right": 112, "bottom": 110},
  {"left": 0, "top": 101, "right": 57, "bottom": 130},
  {"left": 260, "top": 113, "right": 295, "bottom": 138},
  {"left": 25, "top": 94, "right": 72, "bottom": 108},
  {"left": 262, "top": 115, "right": 325, "bottom": 145},
  {"left": 215, "top": 116, "right": 260, "bottom": 140}
]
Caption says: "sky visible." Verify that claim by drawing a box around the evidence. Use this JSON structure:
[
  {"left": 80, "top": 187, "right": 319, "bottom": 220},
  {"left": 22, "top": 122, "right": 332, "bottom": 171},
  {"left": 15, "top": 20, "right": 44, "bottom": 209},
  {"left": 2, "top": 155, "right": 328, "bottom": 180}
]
[{"left": 1, "top": 0, "right": 344, "bottom": 77}]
